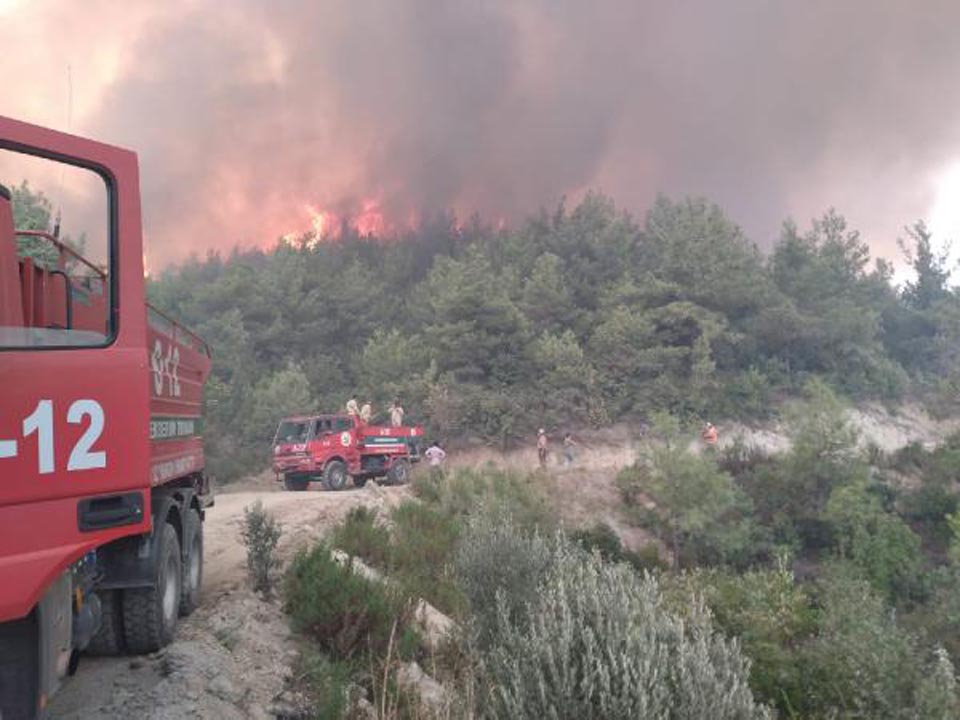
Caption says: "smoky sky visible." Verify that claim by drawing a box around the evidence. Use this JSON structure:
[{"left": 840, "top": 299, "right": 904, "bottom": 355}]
[{"left": 3, "top": 0, "right": 960, "bottom": 269}]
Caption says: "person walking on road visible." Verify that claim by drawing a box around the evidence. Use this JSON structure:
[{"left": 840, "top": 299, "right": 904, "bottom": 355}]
[
  {"left": 537, "top": 429, "right": 549, "bottom": 468},
  {"left": 389, "top": 399, "right": 405, "bottom": 427},
  {"left": 562, "top": 432, "right": 578, "bottom": 467}
]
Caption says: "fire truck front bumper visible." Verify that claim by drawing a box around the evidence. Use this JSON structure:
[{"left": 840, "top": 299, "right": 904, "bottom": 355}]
[{"left": 273, "top": 456, "right": 315, "bottom": 474}]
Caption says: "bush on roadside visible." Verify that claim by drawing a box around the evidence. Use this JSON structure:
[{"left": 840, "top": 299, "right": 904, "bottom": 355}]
[
  {"left": 331, "top": 506, "right": 391, "bottom": 569},
  {"left": 295, "top": 649, "right": 351, "bottom": 720},
  {"left": 412, "top": 465, "right": 554, "bottom": 533},
  {"left": 455, "top": 513, "right": 552, "bottom": 646},
  {"left": 284, "top": 542, "right": 417, "bottom": 662},
  {"left": 240, "top": 500, "right": 283, "bottom": 597},
  {"left": 389, "top": 500, "right": 466, "bottom": 616},
  {"left": 481, "top": 537, "right": 771, "bottom": 719}
]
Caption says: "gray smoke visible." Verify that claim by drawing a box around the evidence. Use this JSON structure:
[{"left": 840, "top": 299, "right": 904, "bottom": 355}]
[{"left": 12, "top": 0, "right": 960, "bottom": 267}]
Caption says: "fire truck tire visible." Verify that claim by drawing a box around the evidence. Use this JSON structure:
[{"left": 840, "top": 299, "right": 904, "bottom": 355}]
[
  {"left": 179, "top": 509, "right": 203, "bottom": 617},
  {"left": 322, "top": 461, "right": 349, "bottom": 491},
  {"left": 386, "top": 459, "right": 410, "bottom": 485},
  {"left": 0, "top": 611, "right": 39, "bottom": 720},
  {"left": 284, "top": 474, "right": 309, "bottom": 491},
  {"left": 122, "top": 522, "right": 182, "bottom": 654},
  {"left": 85, "top": 590, "right": 125, "bottom": 656}
]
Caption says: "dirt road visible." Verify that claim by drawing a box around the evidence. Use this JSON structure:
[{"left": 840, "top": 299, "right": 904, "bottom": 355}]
[{"left": 48, "top": 478, "right": 411, "bottom": 719}]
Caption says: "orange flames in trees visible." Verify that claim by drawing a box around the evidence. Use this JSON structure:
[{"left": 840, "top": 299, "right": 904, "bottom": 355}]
[{"left": 294, "top": 198, "right": 392, "bottom": 241}]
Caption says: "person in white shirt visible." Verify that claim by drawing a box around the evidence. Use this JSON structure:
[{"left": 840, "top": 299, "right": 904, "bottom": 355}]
[
  {"left": 346, "top": 394, "right": 360, "bottom": 419},
  {"left": 359, "top": 402, "right": 372, "bottom": 423},
  {"left": 389, "top": 399, "right": 405, "bottom": 427},
  {"left": 424, "top": 442, "right": 446, "bottom": 477}
]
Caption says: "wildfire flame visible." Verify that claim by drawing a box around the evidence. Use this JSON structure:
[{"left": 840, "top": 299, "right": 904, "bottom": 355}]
[
  {"left": 279, "top": 198, "right": 504, "bottom": 246},
  {"left": 291, "top": 198, "right": 399, "bottom": 241}
]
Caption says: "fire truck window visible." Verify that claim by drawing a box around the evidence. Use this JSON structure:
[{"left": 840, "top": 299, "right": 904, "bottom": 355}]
[
  {"left": 0, "top": 149, "right": 111, "bottom": 348},
  {"left": 335, "top": 418, "right": 353, "bottom": 431},
  {"left": 276, "top": 421, "right": 308, "bottom": 443}
]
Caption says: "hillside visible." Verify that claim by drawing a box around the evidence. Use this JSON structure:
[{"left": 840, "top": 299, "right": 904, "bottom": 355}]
[{"left": 146, "top": 193, "right": 960, "bottom": 482}]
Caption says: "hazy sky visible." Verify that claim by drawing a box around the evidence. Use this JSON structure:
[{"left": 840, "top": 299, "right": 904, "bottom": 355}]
[{"left": 3, "top": 0, "right": 960, "bottom": 271}]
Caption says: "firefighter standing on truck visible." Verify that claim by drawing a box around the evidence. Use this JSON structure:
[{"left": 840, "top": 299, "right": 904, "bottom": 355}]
[
  {"left": 389, "top": 399, "right": 405, "bottom": 427},
  {"left": 360, "top": 401, "right": 372, "bottom": 423},
  {"left": 346, "top": 394, "right": 360, "bottom": 419}
]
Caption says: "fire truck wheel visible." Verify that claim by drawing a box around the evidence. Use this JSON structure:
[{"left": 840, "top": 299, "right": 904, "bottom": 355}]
[
  {"left": 284, "top": 474, "right": 309, "bottom": 491},
  {"left": 322, "top": 460, "right": 349, "bottom": 491},
  {"left": 85, "top": 590, "right": 125, "bottom": 655},
  {"left": 386, "top": 459, "right": 410, "bottom": 485},
  {"left": 179, "top": 509, "right": 203, "bottom": 617},
  {"left": 122, "top": 522, "right": 182, "bottom": 654},
  {"left": 0, "top": 611, "right": 39, "bottom": 720}
]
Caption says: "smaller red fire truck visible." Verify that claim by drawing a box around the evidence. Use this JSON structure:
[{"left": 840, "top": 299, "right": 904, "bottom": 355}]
[{"left": 272, "top": 414, "right": 423, "bottom": 490}]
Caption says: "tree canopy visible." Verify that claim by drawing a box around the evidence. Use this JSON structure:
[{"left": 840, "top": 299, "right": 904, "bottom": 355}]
[{"left": 143, "top": 193, "right": 960, "bottom": 478}]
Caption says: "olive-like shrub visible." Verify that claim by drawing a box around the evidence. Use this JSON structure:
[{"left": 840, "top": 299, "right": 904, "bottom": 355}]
[{"left": 478, "top": 529, "right": 770, "bottom": 719}]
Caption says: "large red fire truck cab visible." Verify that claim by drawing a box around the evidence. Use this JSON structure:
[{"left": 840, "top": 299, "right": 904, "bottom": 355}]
[
  {"left": 273, "top": 414, "right": 423, "bottom": 490},
  {"left": 0, "top": 116, "right": 211, "bottom": 719}
]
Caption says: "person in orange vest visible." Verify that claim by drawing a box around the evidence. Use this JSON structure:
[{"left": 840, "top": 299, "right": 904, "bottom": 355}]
[{"left": 701, "top": 422, "right": 719, "bottom": 447}]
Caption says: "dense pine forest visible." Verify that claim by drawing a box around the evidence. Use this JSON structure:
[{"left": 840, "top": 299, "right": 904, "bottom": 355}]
[{"left": 146, "top": 193, "right": 959, "bottom": 479}]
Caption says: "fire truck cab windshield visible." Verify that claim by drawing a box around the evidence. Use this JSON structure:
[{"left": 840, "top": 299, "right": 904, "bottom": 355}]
[{"left": 275, "top": 420, "right": 310, "bottom": 444}]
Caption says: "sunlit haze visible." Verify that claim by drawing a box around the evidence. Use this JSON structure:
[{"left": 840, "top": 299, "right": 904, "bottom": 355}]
[{"left": 3, "top": 1, "right": 960, "bottom": 273}]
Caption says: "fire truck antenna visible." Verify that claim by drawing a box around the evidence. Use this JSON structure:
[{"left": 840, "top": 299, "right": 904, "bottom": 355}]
[{"left": 53, "top": 63, "right": 72, "bottom": 239}]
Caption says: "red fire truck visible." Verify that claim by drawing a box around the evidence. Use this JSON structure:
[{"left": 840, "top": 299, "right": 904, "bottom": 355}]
[
  {"left": 273, "top": 414, "right": 423, "bottom": 490},
  {"left": 0, "top": 116, "right": 211, "bottom": 719}
]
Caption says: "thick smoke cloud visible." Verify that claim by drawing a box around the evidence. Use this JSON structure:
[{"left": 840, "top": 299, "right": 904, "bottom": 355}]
[{"left": 3, "top": 0, "right": 960, "bottom": 268}]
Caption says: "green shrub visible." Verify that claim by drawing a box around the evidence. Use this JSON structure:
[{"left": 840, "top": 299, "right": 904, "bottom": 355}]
[
  {"left": 240, "top": 500, "right": 283, "bottom": 596},
  {"left": 455, "top": 513, "right": 552, "bottom": 646},
  {"left": 902, "top": 484, "right": 958, "bottom": 525},
  {"left": 719, "top": 368, "right": 774, "bottom": 421},
  {"left": 572, "top": 522, "right": 669, "bottom": 572},
  {"left": 627, "top": 542, "right": 670, "bottom": 572},
  {"left": 798, "top": 563, "right": 944, "bottom": 719},
  {"left": 638, "top": 443, "right": 754, "bottom": 569},
  {"left": 412, "top": 465, "right": 554, "bottom": 533},
  {"left": 296, "top": 649, "right": 351, "bottom": 720},
  {"left": 661, "top": 560, "right": 815, "bottom": 716},
  {"left": 284, "top": 543, "right": 416, "bottom": 661},
  {"left": 826, "top": 480, "right": 924, "bottom": 602},
  {"left": 916, "top": 647, "right": 960, "bottom": 720},
  {"left": 331, "top": 506, "right": 391, "bottom": 569},
  {"left": 778, "top": 381, "right": 865, "bottom": 533},
  {"left": 482, "top": 538, "right": 771, "bottom": 719},
  {"left": 905, "top": 566, "right": 960, "bottom": 666},
  {"left": 570, "top": 522, "right": 623, "bottom": 560},
  {"left": 389, "top": 501, "right": 465, "bottom": 616}
]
